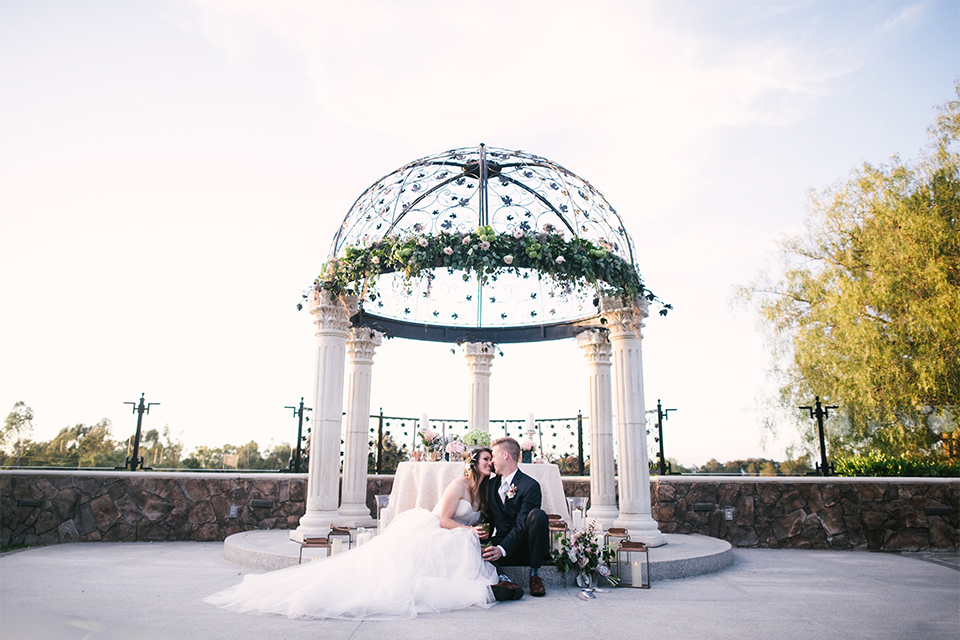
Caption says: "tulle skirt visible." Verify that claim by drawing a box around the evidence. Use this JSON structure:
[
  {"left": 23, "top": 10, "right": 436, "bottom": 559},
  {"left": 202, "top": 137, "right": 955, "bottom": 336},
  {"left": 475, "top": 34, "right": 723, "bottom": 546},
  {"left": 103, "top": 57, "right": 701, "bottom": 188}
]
[{"left": 204, "top": 508, "right": 499, "bottom": 620}]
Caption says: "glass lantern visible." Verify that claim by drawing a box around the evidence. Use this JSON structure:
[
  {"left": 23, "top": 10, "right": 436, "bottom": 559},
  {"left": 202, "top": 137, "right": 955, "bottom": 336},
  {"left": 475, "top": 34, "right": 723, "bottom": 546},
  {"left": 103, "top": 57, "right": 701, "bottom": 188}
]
[
  {"left": 547, "top": 514, "right": 568, "bottom": 553},
  {"left": 604, "top": 527, "right": 629, "bottom": 553},
  {"left": 298, "top": 537, "right": 331, "bottom": 564},
  {"left": 328, "top": 523, "right": 353, "bottom": 553},
  {"left": 614, "top": 541, "right": 650, "bottom": 588}
]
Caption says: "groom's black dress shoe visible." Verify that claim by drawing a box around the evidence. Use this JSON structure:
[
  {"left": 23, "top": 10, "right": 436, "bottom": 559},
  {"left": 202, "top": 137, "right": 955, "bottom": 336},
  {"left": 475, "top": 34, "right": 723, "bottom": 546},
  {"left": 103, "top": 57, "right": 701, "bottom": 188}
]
[
  {"left": 529, "top": 576, "right": 546, "bottom": 597},
  {"left": 492, "top": 580, "right": 524, "bottom": 601}
]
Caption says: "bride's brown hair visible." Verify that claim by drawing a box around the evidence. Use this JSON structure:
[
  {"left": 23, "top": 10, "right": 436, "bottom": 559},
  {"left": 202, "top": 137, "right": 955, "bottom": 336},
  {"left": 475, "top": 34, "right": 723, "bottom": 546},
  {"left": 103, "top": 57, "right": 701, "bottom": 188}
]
[{"left": 467, "top": 447, "right": 492, "bottom": 516}]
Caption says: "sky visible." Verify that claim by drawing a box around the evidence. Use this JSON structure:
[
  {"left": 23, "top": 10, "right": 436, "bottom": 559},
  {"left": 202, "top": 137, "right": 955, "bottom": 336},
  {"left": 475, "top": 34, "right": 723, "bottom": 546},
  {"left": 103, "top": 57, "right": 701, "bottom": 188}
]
[{"left": 1, "top": 0, "right": 957, "bottom": 467}]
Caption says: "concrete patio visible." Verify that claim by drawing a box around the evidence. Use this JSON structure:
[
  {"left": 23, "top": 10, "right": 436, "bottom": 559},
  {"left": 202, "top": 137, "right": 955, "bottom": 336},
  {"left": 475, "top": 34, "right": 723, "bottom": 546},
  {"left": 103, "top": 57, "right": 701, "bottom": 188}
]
[{"left": 1, "top": 541, "right": 957, "bottom": 640}]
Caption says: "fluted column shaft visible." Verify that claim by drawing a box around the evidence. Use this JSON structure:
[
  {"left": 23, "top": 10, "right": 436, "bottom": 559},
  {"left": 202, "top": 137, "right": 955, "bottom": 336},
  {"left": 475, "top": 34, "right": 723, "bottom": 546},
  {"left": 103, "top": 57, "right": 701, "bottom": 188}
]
[
  {"left": 291, "top": 290, "right": 355, "bottom": 542},
  {"left": 602, "top": 296, "right": 666, "bottom": 546},
  {"left": 576, "top": 329, "right": 619, "bottom": 529},
  {"left": 463, "top": 342, "right": 495, "bottom": 433},
  {"left": 338, "top": 327, "right": 383, "bottom": 526}
]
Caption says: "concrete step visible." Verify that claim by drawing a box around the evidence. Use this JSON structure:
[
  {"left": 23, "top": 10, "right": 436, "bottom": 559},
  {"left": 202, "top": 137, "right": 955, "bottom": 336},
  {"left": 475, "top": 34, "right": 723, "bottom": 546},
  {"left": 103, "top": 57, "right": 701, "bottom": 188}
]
[{"left": 222, "top": 529, "right": 733, "bottom": 585}]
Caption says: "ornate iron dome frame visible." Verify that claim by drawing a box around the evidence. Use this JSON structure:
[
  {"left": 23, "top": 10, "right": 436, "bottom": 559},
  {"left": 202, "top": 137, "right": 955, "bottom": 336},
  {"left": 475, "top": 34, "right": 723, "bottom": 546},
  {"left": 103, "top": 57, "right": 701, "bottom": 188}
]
[{"left": 326, "top": 144, "right": 642, "bottom": 343}]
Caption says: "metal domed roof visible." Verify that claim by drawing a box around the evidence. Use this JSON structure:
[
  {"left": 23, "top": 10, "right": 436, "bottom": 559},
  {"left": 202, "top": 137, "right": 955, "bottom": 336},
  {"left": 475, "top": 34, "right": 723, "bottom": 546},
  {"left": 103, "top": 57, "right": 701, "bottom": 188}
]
[{"left": 329, "top": 144, "right": 640, "bottom": 343}]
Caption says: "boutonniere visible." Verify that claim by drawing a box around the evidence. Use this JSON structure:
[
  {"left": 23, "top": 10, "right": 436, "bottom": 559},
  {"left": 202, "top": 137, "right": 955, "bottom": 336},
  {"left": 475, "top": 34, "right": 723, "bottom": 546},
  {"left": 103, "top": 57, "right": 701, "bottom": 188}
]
[{"left": 506, "top": 484, "right": 517, "bottom": 500}]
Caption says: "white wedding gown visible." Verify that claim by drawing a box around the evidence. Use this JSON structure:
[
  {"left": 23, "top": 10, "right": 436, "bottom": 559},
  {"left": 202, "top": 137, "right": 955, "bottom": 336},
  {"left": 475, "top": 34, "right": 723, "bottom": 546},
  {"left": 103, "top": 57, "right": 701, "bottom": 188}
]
[{"left": 204, "top": 500, "right": 499, "bottom": 620}]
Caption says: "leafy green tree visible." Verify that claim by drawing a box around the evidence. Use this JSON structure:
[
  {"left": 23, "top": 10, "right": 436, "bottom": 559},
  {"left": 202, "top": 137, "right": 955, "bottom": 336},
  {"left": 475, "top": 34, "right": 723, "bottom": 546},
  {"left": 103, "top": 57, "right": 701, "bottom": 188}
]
[
  {"left": 2, "top": 402, "right": 34, "bottom": 467},
  {"left": 739, "top": 87, "right": 960, "bottom": 459},
  {"left": 261, "top": 442, "right": 293, "bottom": 470},
  {"left": 780, "top": 453, "right": 811, "bottom": 476},
  {"left": 136, "top": 425, "right": 184, "bottom": 468},
  {"left": 30, "top": 420, "right": 125, "bottom": 468}
]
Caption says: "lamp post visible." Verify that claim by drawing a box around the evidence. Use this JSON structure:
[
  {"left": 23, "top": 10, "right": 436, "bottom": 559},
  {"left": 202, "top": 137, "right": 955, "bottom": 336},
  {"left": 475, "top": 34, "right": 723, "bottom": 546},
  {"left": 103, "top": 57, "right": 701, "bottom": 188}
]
[
  {"left": 285, "top": 398, "right": 311, "bottom": 473},
  {"left": 799, "top": 396, "right": 838, "bottom": 476},
  {"left": 645, "top": 399, "right": 676, "bottom": 475},
  {"left": 123, "top": 393, "right": 158, "bottom": 472}
]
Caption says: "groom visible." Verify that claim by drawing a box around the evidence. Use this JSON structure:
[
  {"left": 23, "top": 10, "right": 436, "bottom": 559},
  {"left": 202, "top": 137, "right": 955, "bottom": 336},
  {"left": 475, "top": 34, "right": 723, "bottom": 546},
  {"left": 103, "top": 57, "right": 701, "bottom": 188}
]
[{"left": 482, "top": 437, "right": 549, "bottom": 599}]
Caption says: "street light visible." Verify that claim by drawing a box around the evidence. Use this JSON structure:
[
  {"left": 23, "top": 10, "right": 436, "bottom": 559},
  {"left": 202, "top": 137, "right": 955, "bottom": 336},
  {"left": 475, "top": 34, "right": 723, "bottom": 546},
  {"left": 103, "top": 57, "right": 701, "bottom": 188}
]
[
  {"left": 123, "top": 393, "right": 159, "bottom": 471},
  {"left": 799, "top": 396, "right": 838, "bottom": 476},
  {"left": 284, "top": 398, "right": 311, "bottom": 473},
  {"left": 646, "top": 399, "right": 676, "bottom": 475}
]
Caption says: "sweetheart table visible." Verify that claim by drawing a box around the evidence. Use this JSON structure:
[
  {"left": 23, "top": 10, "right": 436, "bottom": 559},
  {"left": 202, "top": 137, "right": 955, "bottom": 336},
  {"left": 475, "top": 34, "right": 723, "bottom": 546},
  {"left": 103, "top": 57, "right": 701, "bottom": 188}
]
[{"left": 388, "top": 461, "right": 570, "bottom": 524}]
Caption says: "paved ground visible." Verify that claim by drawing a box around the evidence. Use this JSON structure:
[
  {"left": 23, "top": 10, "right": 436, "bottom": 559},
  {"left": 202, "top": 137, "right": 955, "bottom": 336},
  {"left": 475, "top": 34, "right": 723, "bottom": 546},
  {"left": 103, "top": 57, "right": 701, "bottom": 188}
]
[{"left": 1, "top": 542, "right": 957, "bottom": 640}]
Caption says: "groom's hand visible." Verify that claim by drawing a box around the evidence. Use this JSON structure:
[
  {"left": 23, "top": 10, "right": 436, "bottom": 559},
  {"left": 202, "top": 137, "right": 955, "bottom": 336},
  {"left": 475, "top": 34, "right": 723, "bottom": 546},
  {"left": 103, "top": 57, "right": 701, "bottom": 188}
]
[{"left": 482, "top": 545, "right": 503, "bottom": 562}]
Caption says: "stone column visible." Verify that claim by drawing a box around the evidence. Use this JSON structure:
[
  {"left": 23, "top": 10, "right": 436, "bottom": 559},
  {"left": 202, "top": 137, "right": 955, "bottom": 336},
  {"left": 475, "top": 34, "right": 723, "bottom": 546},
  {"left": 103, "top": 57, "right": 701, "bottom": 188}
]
[
  {"left": 576, "top": 329, "right": 619, "bottom": 528},
  {"left": 338, "top": 326, "right": 383, "bottom": 526},
  {"left": 463, "top": 342, "right": 495, "bottom": 433},
  {"left": 291, "top": 290, "right": 356, "bottom": 542},
  {"left": 602, "top": 296, "right": 666, "bottom": 547}
]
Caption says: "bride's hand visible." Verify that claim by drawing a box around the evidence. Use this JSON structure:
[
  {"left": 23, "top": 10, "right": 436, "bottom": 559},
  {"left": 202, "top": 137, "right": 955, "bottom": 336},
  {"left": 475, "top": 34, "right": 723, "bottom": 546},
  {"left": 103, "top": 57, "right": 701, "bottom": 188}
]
[{"left": 472, "top": 525, "right": 489, "bottom": 540}]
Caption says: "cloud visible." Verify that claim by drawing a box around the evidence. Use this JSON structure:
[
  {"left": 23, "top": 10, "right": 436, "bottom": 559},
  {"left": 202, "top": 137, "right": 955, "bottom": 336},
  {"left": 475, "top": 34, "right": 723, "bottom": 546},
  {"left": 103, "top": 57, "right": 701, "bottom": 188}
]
[
  {"left": 877, "top": 3, "right": 925, "bottom": 36},
  {"left": 174, "top": 0, "right": 895, "bottom": 216}
]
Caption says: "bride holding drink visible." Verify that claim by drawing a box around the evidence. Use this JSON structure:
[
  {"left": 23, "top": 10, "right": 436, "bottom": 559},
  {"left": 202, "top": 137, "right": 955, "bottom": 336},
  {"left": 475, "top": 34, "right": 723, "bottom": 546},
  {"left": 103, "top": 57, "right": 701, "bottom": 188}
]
[{"left": 205, "top": 437, "right": 549, "bottom": 620}]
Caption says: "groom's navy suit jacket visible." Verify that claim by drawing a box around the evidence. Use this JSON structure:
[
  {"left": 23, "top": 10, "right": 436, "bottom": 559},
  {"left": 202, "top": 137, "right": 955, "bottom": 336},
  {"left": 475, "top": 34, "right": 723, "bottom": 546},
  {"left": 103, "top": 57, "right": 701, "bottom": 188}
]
[{"left": 488, "top": 469, "right": 542, "bottom": 558}]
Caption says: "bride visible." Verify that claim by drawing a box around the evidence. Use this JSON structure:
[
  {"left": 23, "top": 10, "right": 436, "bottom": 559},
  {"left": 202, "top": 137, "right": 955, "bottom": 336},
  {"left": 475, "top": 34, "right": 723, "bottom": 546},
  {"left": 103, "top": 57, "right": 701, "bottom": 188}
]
[{"left": 205, "top": 447, "right": 501, "bottom": 620}]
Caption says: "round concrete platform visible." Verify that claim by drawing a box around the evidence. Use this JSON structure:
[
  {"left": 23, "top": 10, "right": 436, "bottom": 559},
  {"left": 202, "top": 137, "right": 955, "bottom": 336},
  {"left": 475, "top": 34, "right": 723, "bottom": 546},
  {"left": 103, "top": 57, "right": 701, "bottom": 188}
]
[{"left": 222, "top": 529, "right": 733, "bottom": 583}]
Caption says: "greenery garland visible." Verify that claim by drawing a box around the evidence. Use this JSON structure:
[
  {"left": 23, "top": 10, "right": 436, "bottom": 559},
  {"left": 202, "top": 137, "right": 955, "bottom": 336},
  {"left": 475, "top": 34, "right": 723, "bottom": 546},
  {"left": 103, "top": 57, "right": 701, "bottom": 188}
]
[{"left": 312, "top": 225, "right": 652, "bottom": 305}]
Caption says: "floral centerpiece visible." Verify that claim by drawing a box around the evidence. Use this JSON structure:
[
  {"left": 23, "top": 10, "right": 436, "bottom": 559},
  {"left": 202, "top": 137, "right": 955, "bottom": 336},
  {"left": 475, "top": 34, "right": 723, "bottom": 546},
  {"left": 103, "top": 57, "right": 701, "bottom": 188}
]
[
  {"left": 462, "top": 429, "right": 492, "bottom": 449},
  {"left": 418, "top": 428, "right": 442, "bottom": 453},
  {"left": 445, "top": 438, "right": 465, "bottom": 460},
  {"left": 552, "top": 520, "right": 619, "bottom": 588},
  {"left": 519, "top": 438, "right": 536, "bottom": 463}
]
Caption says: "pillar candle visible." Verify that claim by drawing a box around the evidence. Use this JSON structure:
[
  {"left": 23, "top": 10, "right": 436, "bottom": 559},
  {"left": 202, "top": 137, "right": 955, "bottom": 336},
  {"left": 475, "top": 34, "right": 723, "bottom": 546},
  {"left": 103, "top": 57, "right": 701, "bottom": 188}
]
[
  {"left": 631, "top": 560, "right": 642, "bottom": 587},
  {"left": 331, "top": 538, "right": 343, "bottom": 555}
]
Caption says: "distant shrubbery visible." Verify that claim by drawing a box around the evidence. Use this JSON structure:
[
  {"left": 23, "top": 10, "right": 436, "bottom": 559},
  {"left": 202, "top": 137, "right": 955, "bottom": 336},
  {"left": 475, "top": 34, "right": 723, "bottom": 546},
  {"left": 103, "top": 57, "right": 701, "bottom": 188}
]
[
  {"left": 834, "top": 451, "right": 959, "bottom": 478},
  {"left": 683, "top": 456, "right": 811, "bottom": 476}
]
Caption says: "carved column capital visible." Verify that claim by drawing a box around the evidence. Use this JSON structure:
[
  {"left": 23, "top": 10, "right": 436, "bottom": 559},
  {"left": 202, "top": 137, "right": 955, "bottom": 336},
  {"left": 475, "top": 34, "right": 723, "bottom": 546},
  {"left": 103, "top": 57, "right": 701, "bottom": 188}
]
[
  {"left": 576, "top": 329, "right": 612, "bottom": 364},
  {"left": 309, "top": 289, "right": 357, "bottom": 336},
  {"left": 462, "top": 341, "right": 496, "bottom": 374},
  {"left": 346, "top": 327, "right": 383, "bottom": 364},
  {"left": 599, "top": 296, "right": 648, "bottom": 340}
]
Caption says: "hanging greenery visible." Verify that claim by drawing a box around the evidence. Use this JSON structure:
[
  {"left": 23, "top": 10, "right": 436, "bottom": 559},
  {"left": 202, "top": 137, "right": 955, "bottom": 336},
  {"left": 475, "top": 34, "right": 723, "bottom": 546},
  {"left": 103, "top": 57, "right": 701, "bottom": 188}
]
[{"left": 311, "top": 226, "right": 661, "bottom": 308}]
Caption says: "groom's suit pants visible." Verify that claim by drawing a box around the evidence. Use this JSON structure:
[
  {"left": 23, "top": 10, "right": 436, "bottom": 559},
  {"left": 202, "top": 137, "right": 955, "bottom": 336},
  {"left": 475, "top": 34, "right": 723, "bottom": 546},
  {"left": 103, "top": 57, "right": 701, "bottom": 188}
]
[{"left": 492, "top": 508, "right": 549, "bottom": 570}]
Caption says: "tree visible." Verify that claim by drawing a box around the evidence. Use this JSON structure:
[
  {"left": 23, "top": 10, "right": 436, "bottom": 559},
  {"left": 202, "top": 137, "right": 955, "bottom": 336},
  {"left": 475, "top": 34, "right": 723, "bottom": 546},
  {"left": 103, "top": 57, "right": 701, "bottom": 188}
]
[
  {"left": 2, "top": 402, "right": 34, "bottom": 467},
  {"left": 137, "top": 425, "right": 184, "bottom": 468},
  {"left": 31, "top": 419, "right": 125, "bottom": 467},
  {"left": 740, "top": 87, "right": 960, "bottom": 458}
]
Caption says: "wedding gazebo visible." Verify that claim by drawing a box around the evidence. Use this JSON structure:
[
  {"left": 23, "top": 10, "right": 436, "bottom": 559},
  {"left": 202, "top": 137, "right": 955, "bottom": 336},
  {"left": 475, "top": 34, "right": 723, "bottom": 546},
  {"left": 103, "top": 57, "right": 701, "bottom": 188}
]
[{"left": 291, "top": 144, "right": 666, "bottom": 547}]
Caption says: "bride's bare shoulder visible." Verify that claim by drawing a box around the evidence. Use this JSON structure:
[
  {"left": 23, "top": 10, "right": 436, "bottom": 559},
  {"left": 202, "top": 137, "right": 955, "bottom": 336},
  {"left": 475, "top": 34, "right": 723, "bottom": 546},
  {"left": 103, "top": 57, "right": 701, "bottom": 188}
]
[{"left": 449, "top": 476, "right": 472, "bottom": 495}]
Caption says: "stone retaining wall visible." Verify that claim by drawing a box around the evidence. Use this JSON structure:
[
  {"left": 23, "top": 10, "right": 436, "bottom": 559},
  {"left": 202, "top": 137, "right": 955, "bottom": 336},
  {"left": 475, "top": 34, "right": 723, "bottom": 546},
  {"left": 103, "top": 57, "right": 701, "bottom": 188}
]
[{"left": 2, "top": 471, "right": 956, "bottom": 551}]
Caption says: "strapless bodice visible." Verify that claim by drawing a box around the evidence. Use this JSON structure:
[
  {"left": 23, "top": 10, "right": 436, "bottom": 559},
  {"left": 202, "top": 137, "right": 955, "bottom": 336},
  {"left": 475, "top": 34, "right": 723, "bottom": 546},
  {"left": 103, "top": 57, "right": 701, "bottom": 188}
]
[{"left": 433, "top": 499, "right": 482, "bottom": 526}]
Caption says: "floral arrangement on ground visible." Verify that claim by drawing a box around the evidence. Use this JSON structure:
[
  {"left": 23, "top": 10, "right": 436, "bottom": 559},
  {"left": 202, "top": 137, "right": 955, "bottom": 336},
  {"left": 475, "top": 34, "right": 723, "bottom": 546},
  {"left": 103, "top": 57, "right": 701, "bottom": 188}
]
[
  {"left": 310, "top": 226, "right": 665, "bottom": 308},
  {"left": 552, "top": 520, "right": 619, "bottom": 587}
]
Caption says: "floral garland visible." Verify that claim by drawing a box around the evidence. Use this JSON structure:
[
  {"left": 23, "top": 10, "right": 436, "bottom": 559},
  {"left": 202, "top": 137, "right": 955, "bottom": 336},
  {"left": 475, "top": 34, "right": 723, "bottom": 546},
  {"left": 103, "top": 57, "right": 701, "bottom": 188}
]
[{"left": 313, "top": 225, "right": 648, "bottom": 304}]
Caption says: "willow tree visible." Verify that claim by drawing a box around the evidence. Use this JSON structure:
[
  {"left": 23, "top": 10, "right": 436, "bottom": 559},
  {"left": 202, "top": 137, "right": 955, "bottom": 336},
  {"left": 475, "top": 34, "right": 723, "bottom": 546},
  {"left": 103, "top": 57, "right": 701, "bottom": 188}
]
[{"left": 741, "top": 87, "right": 959, "bottom": 457}]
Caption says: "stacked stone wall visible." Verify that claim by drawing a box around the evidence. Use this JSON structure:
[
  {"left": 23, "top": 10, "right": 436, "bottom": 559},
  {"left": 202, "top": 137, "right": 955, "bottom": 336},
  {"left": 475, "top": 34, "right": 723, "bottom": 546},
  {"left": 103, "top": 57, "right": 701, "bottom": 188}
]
[
  {"left": 1, "top": 471, "right": 308, "bottom": 546},
  {"left": 2, "top": 471, "right": 956, "bottom": 551},
  {"left": 648, "top": 477, "right": 958, "bottom": 551}
]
